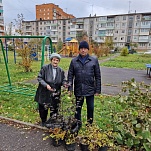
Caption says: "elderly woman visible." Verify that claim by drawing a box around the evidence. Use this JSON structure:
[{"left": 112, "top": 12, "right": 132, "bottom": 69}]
[{"left": 34, "top": 53, "right": 66, "bottom": 126}]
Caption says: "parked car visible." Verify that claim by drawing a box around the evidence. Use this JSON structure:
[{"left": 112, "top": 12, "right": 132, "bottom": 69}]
[
  {"left": 110, "top": 49, "right": 115, "bottom": 54},
  {"left": 144, "top": 50, "right": 151, "bottom": 54}
]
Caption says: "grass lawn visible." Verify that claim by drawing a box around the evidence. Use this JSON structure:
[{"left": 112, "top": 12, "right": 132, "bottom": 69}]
[
  {"left": 0, "top": 51, "right": 150, "bottom": 124},
  {"left": 101, "top": 53, "right": 151, "bottom": 69},
  {"left": 0, "top": 51, "right": 151, "bottom": 150}
]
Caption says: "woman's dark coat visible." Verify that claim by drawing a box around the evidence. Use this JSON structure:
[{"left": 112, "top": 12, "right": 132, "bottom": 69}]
[
  {"left": 34, "top": 64, "right": 66, "bottom": 104},
  {"left": 68, "top": 55, "right": 101, "bottom": 96}
]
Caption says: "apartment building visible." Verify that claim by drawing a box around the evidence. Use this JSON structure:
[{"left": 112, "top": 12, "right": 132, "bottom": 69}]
[
  {"left": 36, "top": 3, "right": 75, "bottom": 20},
  {"left": 22, "top": 12, "right": 151, "bottom": 51},
  {"left": 0, "top": 0, "right": 4, "bottom": 36}
]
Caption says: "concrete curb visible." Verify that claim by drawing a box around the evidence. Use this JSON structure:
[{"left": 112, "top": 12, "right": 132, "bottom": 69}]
[{"left": 0, "top": 115, "right": 48, "bottom": 131}]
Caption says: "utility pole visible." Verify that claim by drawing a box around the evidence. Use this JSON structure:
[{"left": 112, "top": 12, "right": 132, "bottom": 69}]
[
  {"left": 128, "top": 1, "right": 131, "bottom": 13},
  {"left": 91, "top": 4, "right": 93, "bottom": 16}
]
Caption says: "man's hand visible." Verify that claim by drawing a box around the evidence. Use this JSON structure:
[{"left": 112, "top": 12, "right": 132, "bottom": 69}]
[{"left": 46, "top": 85, "right": 54, "bottom": 91}]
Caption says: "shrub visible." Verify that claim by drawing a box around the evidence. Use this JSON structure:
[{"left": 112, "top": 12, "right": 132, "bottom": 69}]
[
  {"left": 120, "top": 47, "right": 129, "bottom": 56},
  {"left": 113, "top": 79, "right": 151, "bottom": 150}
]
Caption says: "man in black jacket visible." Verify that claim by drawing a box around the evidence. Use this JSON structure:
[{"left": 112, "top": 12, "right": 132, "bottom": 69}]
[
  {"left": 34, "top": 53, "right": 66, "bottom": 126},
  {"left": 68, "top": 41, "right": 101, "bottom": 128}
]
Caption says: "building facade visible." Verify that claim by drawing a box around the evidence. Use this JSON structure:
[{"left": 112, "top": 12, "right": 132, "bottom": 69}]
[
  {"left": 0, "top": 0, "right": 4, "bottom": 36},
  {"left": 36, "top": 3, "right": 75, "bottom": 20},
  {"left": 22, "top": 12, "right": 151, "bottom": 51}
]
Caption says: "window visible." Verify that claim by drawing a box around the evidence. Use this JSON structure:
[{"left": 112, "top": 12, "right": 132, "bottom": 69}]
[
  {"left": 115, "top": 23, "right": 119, "bottom": 27},
  {"left": 100, "top": 23, "right": 106, "bottom": 28},
  {"left": 139, "top": 43, "right": 146, "bottom": 47},
  {"left": 141, "top": 29, "right": 149, "bottom": 32},
  {"left": 99, "top": 16, "right": 106, "bottom": 21},
  {"left": 122, "top": 23, "right": 126, "bottom": 27},
  {"left": 136, "top": 15, "right": 140, "bottom": 19},
  {"left": 133, "top": 36, "right": 137, "bottom": 40},
  {"left": 123, "top": 16, "right": 126, "bottom": 20},
  {"left": 107, "top": 23, "right": 113, "bottom": 27},
  {"left": 122, "top": 30, "right": 125, "bottom": 33},
  {"left": 116, "top": 16, "right": 119, "bottom": 21}
]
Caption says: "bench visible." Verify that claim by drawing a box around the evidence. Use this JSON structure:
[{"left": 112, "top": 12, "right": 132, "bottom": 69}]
[{"left": 146, "top": 64, "right": 151, "bottom": 78}]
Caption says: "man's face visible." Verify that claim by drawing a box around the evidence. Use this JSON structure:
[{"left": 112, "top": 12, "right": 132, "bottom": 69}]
[
  {"left": 79, "top": 48, "right": 89, "bottom": 57},
  {"left": 51, "top": 57, "right": 60, "bottom": 67}
]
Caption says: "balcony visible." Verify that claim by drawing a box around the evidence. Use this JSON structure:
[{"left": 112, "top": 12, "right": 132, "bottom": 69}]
[
  {"left": 142, "top": 16, "right": 151, "bottom": 21},
  {"left": 107, "top": 18, "right": 114, "bottom": 22},
  {"left": 97, "top": 39, "right": 105, "bottom": 43},
  {"left": 75, "top": 28, "right": 83, "bottom": 31},
  {"left": 51, "top": 39, "right": 58, "bottom": 43},
  {"left": 106, "top": 26, "right": 114, "bottom": 29},
  {"left": 51, "top": 28, "right": 58, "bottom": 32},
  {"left": 140, "top": 24, "right": 150, "bottom": 28},
  {"left": 0, "top": 9, "right": 3, "bottom": 13},
  {"left": 139, "top": 37, "right": 149, "bottom": 42},
  {"left": 98, "top": 33, "right": 106, "bottom": 37},
  {"left": 50, "top": 34, "right": 58, "bottom": 38},
  {"left": 26, "top": 27, "right": 32, "bottom": 32},
  {"left": 25, "top": 24, "right": 31, "bottom": 27},
  {"left": 0, "top": 16, "right": 4, "bottom": 20},
  {"left": 139, "top": 31, "right": 149, "bottom": 35},
  {"left": 51, "top": 23, "right": 58, "bottom": 26},
  {"left": 0, "top": 21, "right": 3, "bottom": 26},
  {"left": 106, "top": 33, "right": 114, "bottom": 36},
  {"left": 0, "top": 29, "right": 4, "bottom": 32},
  {"left": 70, "top": 33, "right": 76, "bottom": 37},
  {"left": 98, "top": 27, "right": 106, "bottom": 30}
]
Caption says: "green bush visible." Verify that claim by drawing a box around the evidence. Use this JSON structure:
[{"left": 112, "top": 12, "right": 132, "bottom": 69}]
[
  {"left": 113, "top": 79, "right": 151, "bottom": 150},
  {"left": 120, "top": 47, "right": 129, "bottom": 56}
]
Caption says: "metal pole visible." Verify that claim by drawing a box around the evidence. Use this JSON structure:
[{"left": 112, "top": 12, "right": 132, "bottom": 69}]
[
  {"left": 0, "top": 35, "right": 52, "bottom": 87},
  {"left": 41, "top": 36, "right": 52, "bottom": 67},
  {"left": 0, "top": 39, "right": 12, "bottom": 86},
  {"left": 12, "top": 38, "right": 16, "bottom": 64}
]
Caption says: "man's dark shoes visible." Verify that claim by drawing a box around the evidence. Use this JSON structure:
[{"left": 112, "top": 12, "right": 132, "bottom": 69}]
[
  {"left": 70, "top": 122, "right": 82, "bottom": 134},
  {"left": 40, "top": 122, "right": 46, "bottom": 127}
]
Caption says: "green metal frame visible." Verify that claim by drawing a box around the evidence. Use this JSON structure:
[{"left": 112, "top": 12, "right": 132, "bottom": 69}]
[{"left": 0, "top": 35, "right": 53, "bottom": 96}]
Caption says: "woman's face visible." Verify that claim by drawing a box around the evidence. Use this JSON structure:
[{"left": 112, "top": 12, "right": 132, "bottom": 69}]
[{"left": 51, "top": 57, "right": 60, "bottom": 67}]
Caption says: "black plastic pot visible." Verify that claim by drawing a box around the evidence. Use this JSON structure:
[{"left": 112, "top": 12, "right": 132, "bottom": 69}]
[
  {"left": 99, "top": 146, "right": 108, "bottom": 151},
  {"left": 80, "top": 143, "right": 89, "bottom": 151},
  {"left": 51, "top": 138, "right": 62, "bottom": 147},
  {"left": 65, "top": 143, "right": 76, "bottom": 151}
]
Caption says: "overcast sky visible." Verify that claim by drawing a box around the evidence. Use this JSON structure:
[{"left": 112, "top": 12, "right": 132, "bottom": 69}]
[{"left": 3, "top": 0, "right": 151, "bottom": 25}]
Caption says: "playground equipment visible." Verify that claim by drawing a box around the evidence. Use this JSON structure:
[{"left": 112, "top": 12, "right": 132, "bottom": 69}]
[
  {"left": 0, "top": 35, "right": 53, "bottom": 96},
  {"left": 58, "top": 38, "right": 93, "bottom": 57},
  {"left": 58, "top": 38, "right": 78, "bottom": 57}
]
